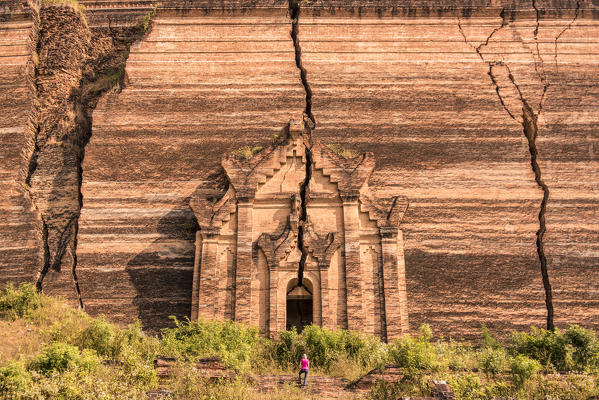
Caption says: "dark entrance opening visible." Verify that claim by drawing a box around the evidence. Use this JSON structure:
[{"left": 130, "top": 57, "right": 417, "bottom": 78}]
[{"left": 286, "top": 278, "right": 313, "bottom": 332}]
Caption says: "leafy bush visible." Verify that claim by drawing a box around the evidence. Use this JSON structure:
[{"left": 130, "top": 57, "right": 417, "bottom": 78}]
[
  {"left": 478, "top": 347, "right": 507, "bottom": 377},
  {"left": 161, "top": 317, "right": 259, "bottom": 371},
  {"left": 565, "top": 325, "right": 599, "bottom": 372},
  {"left": 510, "top": 325, "right": 599, "bottom": 373},
  {"left": 480, "top": 324, "right": 499, "bottom": 349},
  {"left": 271, "top": 327, "right": 305, "bottom": 369},
  {"left": 78, "top": 315, "right": 116, "bottom": 357},
  {"left": 301, "top": 324, "right": 344, "bottom": 370},
  {"left": 510, "top": 326, "right": 570, "bottom": 371},
  {"left": 232, "top": 145, "right": 264, "bottom": 160},
  {"left": 449, "top": 373, "right": 485, "bottom": 400},
  {"left": 269, "top": 325, "right": 386, "bottom": 376},
  {"left": 509, "top": 354, "right": 541, "bottom": 388},
  {"left": 0, "top": 282, "right": 42, "bottom": 320},
  {"left": 388, "top": 324, "right": 440, "bottom": 374},
  {"left": 30, "top": 342, "right": 99, "bottom": 375},
  {"left": 326, "top": 143, "right": 359, "bottom": 159},
  {"left": 0, "top": 361, "right": 32, "bottom": 396}
]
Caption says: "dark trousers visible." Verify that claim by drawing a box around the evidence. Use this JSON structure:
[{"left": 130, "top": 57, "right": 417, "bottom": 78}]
[{"left": 299, "top": 369, "right": 308, "bottom": 386}]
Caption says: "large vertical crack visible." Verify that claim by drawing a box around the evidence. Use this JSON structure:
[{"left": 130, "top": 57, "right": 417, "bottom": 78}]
[
  {"left": 458, "top": 10, "right": 555, "bottom": 330},
  {"left": 289, "top": 0, "right": 315, "bottom": 126},
  {"left": 520, "top": 99, "right": 555, "bottom": 331},
  {"left": 23, "top": 2, "right": 157, "bottom": 306},
  {"left": 288, "top": 1, "right": 314, "bottom": 325}
]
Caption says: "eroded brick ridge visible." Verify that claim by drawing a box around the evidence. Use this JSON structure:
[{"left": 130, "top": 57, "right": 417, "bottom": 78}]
[{"left": 190, "top": 123, "right": 409, "bottom": 341}]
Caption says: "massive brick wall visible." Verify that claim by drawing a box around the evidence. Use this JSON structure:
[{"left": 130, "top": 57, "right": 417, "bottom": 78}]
[
  {"left": 77, "top": 2, "right": 304, "bottom": 329},
  {"left": 298, "top": 0, "right": 599, "bottom": 336},
  {"left": 0, "top": 0, "right": 597, "bottom": 337}
]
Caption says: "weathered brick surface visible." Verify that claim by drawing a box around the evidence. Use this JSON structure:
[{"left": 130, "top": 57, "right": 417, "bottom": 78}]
[
  {"left": 0, "top": 1, "right": 40, "bottom": 289},
  {"left": 77, "top": 5, "right": 304, "bottom": 330},
  {"left": 298, "top": 0, "right": 599, "bottom": 337}
]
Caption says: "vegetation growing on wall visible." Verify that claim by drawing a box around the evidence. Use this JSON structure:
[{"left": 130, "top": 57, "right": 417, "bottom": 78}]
[{"left": 1, "top": 283, "right": 598, "bottom": 399}]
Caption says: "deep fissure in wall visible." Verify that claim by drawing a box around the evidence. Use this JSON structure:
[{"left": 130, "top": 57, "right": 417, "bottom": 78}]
[
  {"left": 458, "top": 7, "right": 556, "bottom": 330},
  {"left": 22, "top": 2, "right": 156, "bottom": 305}
]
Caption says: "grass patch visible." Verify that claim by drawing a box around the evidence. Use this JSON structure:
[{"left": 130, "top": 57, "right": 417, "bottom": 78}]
[
  {"left": 326, "top": 143, "right": 359, "bottom": 159},
  {"left": 41, "top": 0, "right": 86, "bottom": 14},
  {"left": 1, "top": 282, "right": 598, "bottom": 399},
  {"left": 232, "top": 145, "right": 264, "bottom": 160}
]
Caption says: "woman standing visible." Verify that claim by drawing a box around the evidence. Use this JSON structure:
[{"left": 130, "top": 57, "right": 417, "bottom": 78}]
[{"left": 298, "top": 354, "right": 309, "bottom": 387}]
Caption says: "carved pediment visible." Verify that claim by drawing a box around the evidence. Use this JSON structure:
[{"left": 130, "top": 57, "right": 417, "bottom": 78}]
[
  {"left": 310, "top": 141, "right": 376, "bottom": 200},
  {"left": 190, "top": 187, "right": 236, "bottom": 237},
  {"left": 359, "top": 192, "right": 409, "bottom": 230},
  {"left": 256, "top": 219, "right": 299, "bottom": 269},
  {"left": 303, "top": 217, "right": 341, "bottom": 268}
]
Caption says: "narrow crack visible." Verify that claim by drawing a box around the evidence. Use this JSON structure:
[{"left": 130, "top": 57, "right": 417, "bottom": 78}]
[
  {"left": 297, "top": 145, "right": 312, "bottom": 287},
  {"left": 554, "top": 1, "right": 581, "bottom": 73},
  {"left": 289, "top": 0, "right": 315, "bottom": 126},
  {"left": 458, "top": 12, "right": 555, "bottom": 330},
  {"left": 521, "top": 0, "right": 548, "bottom": 86}
]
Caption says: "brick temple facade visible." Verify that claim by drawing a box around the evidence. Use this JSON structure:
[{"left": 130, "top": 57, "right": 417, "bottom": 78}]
[{"left": 190, "top": 122, "right": 409, "bottom": 341}]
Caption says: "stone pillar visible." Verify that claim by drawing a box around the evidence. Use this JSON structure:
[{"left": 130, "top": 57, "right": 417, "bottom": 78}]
[
  {"left": 197, "top": 234, "right": 218, "bottom": 319},
  {"left": 396, "top": 230, "right": 409, "bottom": 334},
  {"left": 319, "top": 268, "right": 332, "bottom": 329},
  {"left": 191, "top": 231, "right": 202, "bottom": 320},
  {"left": 269, "top": 268, "right": 278, "bottom": 338},
  {"left": 235, "top": 200, "right": 253, "bottom": 324},
  {"left": 342, "top": 198, "right": 364, "bottom": 331},
  {"left": 380, "top": 227, "right": 408, "bottom": 341}
]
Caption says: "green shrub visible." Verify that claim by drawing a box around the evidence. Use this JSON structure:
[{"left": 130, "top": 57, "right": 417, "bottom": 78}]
[
  {"left": 326, "top": 143, "right": 359, "bottom": 159},
  {"left": 302, "top": 324, "right": 344, "bottom": 370},
  {"left": 161, "top": 317, "right": 259, "bottom": 371},
  {"left": 388, "top": 324, "right": 440, "bottom": 374},
  {"left": 78, "top": 315, "right": 116, "bottom": 357},
  {"left": 449, "top": 373, "right": 486, "bottom": 400},
  {"left": 368, "top": 380, "right": 404, "bottom": 400},
  {"left": 510, "top": 326, "right": 570, "bottom": 371},
  {"left": 232, "top": 145, "right": 263, "bottom": 160},
  {"left": 0, "top": 282, "right": 42, "bottom": 320},
  {"left": 565, "top": 325, "right": 599, "bottom": 372},
  {"left": 509, "top": 354, "right": 541, "bottom": 388},
  {"left": 0, "top": 361, "right": 32, "bottom": 396},
  {"left": 480, "top": 324, "right": 499, "bottom": 349},
  {"left": 271, "top": 327, "right": 305, "bottom": 369},
  {"left": 30, "top": 342, "right": 99, "bottom": 375},
  {"left": 478, "top": 347, "right": 507, "bottom": 377}
]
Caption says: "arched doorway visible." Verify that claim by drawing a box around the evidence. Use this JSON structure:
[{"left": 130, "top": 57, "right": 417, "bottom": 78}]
[{"left": 286, "top": 278, "right": 313, "bottom": 332}]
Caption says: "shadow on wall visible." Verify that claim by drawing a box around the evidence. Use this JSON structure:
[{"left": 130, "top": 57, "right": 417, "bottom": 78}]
[
  {"left": 123, "top": 170, "right": 228, "bottom": 333},
  {"left": 125, "top": 204, "right": 198, "bottom": 334}
]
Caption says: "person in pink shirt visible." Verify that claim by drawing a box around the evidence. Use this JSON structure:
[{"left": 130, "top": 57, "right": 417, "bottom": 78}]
[{"left": 298, "top": 353, "right": 309, "bottom": 387}]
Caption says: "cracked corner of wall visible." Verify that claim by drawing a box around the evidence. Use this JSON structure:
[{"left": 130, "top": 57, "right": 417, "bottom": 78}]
[{"left": 23, "top": 4, "right": 152, "bottom": 305}]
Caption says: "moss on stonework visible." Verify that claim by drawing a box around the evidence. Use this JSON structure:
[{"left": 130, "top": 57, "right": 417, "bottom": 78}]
[
  {"left": 41, "top": 0, "right": 86, "bottom": 15},
  {"left": 233, "top": 145, "right": 264, "bottom": 160},
  {"left": 327, "top": 143, "right": 359, "bottom": 159}
]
